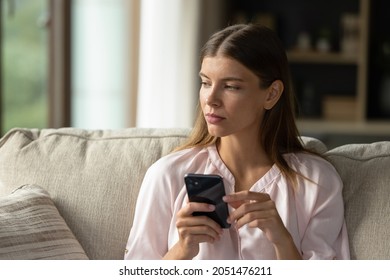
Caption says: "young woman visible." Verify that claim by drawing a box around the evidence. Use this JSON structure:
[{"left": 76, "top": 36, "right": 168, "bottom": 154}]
[{"left": 125, "top": 24, "right": 350, "bottom": 260}]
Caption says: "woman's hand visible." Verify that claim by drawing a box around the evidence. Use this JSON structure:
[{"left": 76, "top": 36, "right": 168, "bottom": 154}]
[
  {"left": 223, "top": 191, "right": 302, "bottom": 259},
  {"left": 223, "top": 191, "right": 287, "bottom": 243},
  {"left": 163, "top": 202, "right": 223, "bottom": 260}
]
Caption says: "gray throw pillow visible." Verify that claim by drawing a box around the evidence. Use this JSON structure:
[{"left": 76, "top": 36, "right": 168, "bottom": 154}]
[{"left": 0, "top": 184, "right": 89, "bottom": 260}]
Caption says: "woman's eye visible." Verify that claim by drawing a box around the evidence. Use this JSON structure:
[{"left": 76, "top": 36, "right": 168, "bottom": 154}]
[
  {"left": 200, "top": 81, "right": 211, "bottom": 88},
  {"left": 225, "top": 85, "right": 240, "bottom": 90}
]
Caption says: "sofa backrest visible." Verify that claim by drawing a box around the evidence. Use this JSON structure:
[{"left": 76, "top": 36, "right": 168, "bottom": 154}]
[
  {"left": 325, "top": 142, "right": 390, "bottom": 259},
  {"left": 1, "top": 127, "right": 389, "bottom": 260},
  {"left": 0, "top": 128, "right": 189, "bottom": 259}
]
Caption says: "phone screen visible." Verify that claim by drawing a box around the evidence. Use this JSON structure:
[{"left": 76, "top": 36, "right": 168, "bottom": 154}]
[{"left": 184, "top": 173, "right": 230, "bottom": 228}]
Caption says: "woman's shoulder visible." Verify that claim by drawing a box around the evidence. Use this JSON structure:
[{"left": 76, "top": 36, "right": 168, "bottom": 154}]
[
  {"left": 285, "top": 152, "right": 341, "bottom": 186},
  {"left": 147, "top": 146, "right": 209, "bottom": 173},
  {"left": 286, "top": 152, "right": 335, "bottom": 172}
]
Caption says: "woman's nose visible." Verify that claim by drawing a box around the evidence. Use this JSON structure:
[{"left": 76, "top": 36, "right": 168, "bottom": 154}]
[{"left": 205, "top": 87, "right": 221, "bottom": 107}]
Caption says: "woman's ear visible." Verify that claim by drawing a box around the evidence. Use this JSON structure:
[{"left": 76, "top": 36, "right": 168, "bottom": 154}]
[{"left": 264, "top": 80, "right": 283, "bottom": 110}]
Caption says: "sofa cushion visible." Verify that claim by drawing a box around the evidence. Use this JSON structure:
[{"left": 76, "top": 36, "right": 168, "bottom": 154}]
[
  {"left": 0, "top": 184, "right": 88, "bottom": 260},
  {"left": 325, "top": 142, "right": 390, "bottom": 259},
  {"left": 300, "top": 136, "right": 328, "bottom": 154},
  {"left": 0, "top": 127, "right": 190, "bottom": 259}
]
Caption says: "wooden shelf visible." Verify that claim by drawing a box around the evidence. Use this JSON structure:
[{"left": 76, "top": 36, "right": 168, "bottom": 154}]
[
  {"left": 298, "top": 119, "right": 390, "bottom": 135},
  {"left": 287, "top": 50, "right": 359, "bottom": 65},
  {"left": 222, "top": 0, "right": 390, "bottom": 140}
]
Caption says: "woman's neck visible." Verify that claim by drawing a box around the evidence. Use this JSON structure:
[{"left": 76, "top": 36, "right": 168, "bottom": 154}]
[{"left": 217, "top": 136, "right": 273, "bottom": 191}]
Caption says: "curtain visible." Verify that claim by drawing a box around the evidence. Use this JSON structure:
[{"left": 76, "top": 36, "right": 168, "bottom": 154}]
[
  {"left": 71, "top": 0, "right": 200, "bottom": 129},
  {"left": 136, "top": 0, "right": 200, "bottom": 128}
]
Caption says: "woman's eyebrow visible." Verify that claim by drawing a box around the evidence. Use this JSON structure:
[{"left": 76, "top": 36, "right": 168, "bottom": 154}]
[
  {"left": 221, "top": 77, "right": 244, "bottom": 82},
  {"left": 199, "top": 72, "right": 244, "bottom": 82}
]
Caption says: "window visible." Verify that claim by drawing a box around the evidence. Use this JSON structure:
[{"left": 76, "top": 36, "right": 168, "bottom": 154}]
[
  {"left": 1, "top": 0, "right": 200, "bottom": 133},
  {"left": 1, "top": 0, "right": 49, "bottom": 134}
]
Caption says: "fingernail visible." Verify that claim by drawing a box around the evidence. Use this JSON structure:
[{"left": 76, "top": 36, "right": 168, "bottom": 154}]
[{"left": 209, "top": 204, "right": 216, "bottom": 210}]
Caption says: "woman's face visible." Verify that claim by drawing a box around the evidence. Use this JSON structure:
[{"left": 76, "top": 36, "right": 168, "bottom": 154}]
[{"left": 199, "top": 55, "right": 272, "bottom": 139}]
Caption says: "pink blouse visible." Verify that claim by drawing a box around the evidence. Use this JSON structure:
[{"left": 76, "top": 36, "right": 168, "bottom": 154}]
[{"left": 125, "top": 145, "right": 350, "bottom": 260}]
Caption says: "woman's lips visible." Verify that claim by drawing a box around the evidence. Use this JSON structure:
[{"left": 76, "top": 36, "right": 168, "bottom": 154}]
[{"left": 205, "top": 113, "right": 225, "bottom": 124}]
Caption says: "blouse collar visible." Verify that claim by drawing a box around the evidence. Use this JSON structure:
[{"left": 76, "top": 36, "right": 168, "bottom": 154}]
[{"left": 206, "top": 143, "right": 281, "bottom": 193}]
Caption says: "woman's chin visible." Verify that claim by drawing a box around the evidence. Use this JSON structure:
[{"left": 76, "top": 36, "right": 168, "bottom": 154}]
[{"left": 207, "top": 127, "right": 228, "bottom": 138}]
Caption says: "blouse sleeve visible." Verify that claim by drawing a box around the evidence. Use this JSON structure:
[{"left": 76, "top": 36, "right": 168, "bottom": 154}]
[
  {"left": 299, "top": 157, "right": 350, "bottom": 259},
  {"left": 124, "top": 160, "right": 176, "bottom": 259}
]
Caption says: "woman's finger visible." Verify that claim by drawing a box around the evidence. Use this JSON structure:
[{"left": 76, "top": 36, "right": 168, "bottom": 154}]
[
  {"left": 176, "top": 202, "right": 223, "bottom": 239},
  {"left": 178, "top": 202, "right": 216, "bottom": 217},
  {"left": 223, "top": 190, "right": 270, "bottom": 205}
]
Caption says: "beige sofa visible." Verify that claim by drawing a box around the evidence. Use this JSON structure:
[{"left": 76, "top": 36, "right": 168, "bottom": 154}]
[{"left": 0, "top": 127, "right": 389, "bottom": 260}]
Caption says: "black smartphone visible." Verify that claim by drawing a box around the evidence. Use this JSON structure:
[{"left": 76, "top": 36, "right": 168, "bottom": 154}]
[{"left": 184, "top": 173, "right": 230, "bottom": 228}]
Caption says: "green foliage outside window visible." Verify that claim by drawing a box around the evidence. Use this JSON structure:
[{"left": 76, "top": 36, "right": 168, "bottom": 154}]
[{"left": 1, "top": 0, "right": 48, "bottom": 134}]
